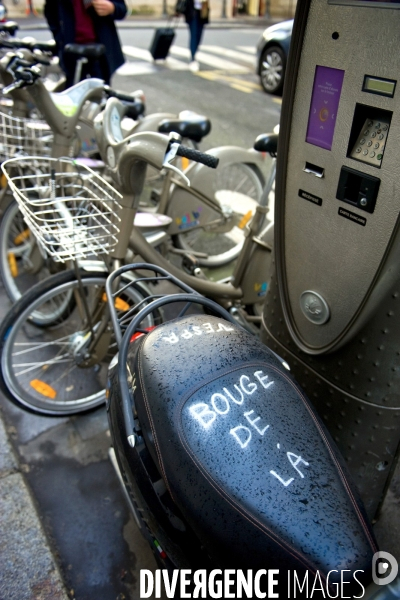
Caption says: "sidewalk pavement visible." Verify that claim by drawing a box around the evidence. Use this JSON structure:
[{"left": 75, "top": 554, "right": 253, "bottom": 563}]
[{"left": 0, "top": 410, "right": 69, "bottom": 600}]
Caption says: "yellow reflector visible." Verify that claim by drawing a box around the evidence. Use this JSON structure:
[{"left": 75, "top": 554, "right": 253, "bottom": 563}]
[
  {"left": 8, "top": 253, "right": 18, "bottom": 278},
  {"left": 0, "top": 174, "right": 7, "bottom": 188},
  {"left": 14, "top": 229, "right": 30, "bottom": 245},
  {"left": 238, "top": 210, "right": 253, "bottom": 230},
  {"left": 181, "top": 157, "right": 190, "bottom": 170},
  {"left": 30, "top": 379, "right": 57, "bottom": 399},
  {"left": 102, "top": 293, "right": 130, "bottom": 312}
]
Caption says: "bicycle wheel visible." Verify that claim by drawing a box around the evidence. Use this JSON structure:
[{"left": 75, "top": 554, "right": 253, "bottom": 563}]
[
  {"left": 0, "top": 199, "right": 70, "bottom": 326},
  {"left": 175, "top": 163, "right": 264, "bottom": 267},
  {"left": 0, "top": 269, "right": 159, "bottom": 415}
]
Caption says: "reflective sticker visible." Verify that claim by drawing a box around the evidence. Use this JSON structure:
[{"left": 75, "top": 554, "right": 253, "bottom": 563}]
[
  {"left": 238, "top": 210, "right": 253, "bottom": 230},
  {"left": 102, "top": 293, "right": 130, "bottom": 311},
  {"left": 30, "top": 379, "right": 57, "bottom": 399},
  {"left": 14, "top": 229, "right": 30, "bottom": 245},
  {"left": 51, "top": 95, "right": 78, "bottom": 117},
  {"left": 8, "top": 252, "right": 18, "bottom": 278}
]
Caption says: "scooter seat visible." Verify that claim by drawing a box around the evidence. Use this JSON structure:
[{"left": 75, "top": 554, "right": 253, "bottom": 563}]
[
  {"left": 64, "top": 43, "right": 106, "bottom": 59},
  {"left": 254, "top": 132, "right": 278, "bottom": 155},
  {"left": 132, "top": 314, "right": 376, "bottom": 590},
  {"left": 158, "top": 110, "right": 211, "bottom": 142}
]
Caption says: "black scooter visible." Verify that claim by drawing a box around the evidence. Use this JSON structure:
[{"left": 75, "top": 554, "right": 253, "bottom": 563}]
[{"left": 105, "top": 264, "right": 380, "bottom": 599}]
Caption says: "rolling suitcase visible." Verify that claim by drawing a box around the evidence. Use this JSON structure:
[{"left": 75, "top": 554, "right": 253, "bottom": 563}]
[{"left": 149, "top": 21, "right": 175, "bottom": 60}]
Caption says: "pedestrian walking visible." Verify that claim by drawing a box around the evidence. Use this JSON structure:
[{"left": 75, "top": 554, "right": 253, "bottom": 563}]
[
  {"left": 44, "top": 0, "right": 127, "bottom": 87},
  {"left": 180, "top": 0, "right": 209, "bottom": 71}
]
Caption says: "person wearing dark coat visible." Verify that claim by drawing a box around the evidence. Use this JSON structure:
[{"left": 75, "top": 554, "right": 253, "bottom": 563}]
[
  {"left": 182, "top": 0, "right": 209, "bottom": 71},
  {"left": 44, "top": 0, "right": 127, "bottom": 87}
]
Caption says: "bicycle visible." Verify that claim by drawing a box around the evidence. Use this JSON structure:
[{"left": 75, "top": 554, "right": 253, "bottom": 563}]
[
  {"left": 0, "top": 52, "right": 148, "bottom": 312},
  {"left": 0, "top": 136, "right": 220, "bottom": 415},
  {"left": 0, "top": 58, "right": 268, "bottom": 308}
]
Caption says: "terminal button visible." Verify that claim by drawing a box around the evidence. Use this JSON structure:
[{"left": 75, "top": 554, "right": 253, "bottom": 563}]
[{"left": 300, "top": 291, "right": 330, "bottom": 325}]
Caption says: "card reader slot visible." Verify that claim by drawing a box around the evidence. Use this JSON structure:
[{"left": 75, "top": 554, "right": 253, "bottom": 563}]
[{"left": 303, "top": 162, "right": 325, "bottom": 178}]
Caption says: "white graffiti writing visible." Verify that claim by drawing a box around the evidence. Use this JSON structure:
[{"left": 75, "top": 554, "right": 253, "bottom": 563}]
[
  {"left": 188, "top": 369, "right": 310, "bottom": 489},
  {"left": 162, "top": 322, "right": 234, "bottom": 344}
]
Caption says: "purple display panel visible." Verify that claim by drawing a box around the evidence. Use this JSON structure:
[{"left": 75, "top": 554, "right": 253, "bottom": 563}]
[{"left": 306, "top": 66, "right": 345, "bottom": 150}]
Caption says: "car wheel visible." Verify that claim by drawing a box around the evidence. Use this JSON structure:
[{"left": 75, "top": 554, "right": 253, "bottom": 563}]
[{"left": 260, "top": 45, "right": 286, "bottom": 95}]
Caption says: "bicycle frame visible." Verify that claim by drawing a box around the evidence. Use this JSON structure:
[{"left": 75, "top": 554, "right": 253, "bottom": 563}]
[{"left": 95, "top": 99, "right": 276, "bottom": 313}]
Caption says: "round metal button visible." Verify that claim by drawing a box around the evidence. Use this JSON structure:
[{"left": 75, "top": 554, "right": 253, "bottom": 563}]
[{"left": 300, "top": 291, "right": 330, "bottom": 325}]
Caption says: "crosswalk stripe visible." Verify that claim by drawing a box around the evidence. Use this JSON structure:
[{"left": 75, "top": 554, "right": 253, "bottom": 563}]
[
  {"left": 117, "top": 62, "right": 157, "bottom": 75},
  {"left": 123, "top": 45, "right": 153, "bottom": 62},
  {"left": 196, "top": 70, "right": 262, "bottom": 93},
  {"left": 123, "top": 44, "right": 252, "bottom": 72},
  {"left": 200, "top": 45, "right": 255, "bottom": 65},
  {"left": 170, "top": 45, "right": 249, "bottom": 72},
  {"left": 123, "top": 45, "right": 189, "bottom": 70},
  {"left": 237, "top": 46, "right": 257, "bottom": 54},
  {"left": 120, "top": 44, "right": 260, "bottom": 92}
]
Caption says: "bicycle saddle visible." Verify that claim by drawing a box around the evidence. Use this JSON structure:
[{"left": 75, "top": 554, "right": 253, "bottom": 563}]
[
  {"left": 254, "top": 132, "right": 278, "bottom": 155},
  {"left": 0, "top": 22, "right": 18, "bottom": 36},
  {"left": 158, "top": 110, "right": 211, "bottom": 142},
  {"left": 64, "top": 43, "right": 106, "bottom": 59},
  {"left": 130, "top": 314, "right": 376, "bottom": 589}
]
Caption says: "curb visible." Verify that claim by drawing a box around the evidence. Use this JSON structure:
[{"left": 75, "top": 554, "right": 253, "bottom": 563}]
[{"left": 0, "top": 410, "right": 69, "bottom": 600}]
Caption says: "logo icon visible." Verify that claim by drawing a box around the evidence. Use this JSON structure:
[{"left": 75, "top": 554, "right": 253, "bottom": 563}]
[{"left": 372, "top": 551, "right": 398, "bottom": 586}]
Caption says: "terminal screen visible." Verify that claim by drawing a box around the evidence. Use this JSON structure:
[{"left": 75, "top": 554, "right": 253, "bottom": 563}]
[{"left": 306, "top": 66, "right": 345, "bottom": 151}]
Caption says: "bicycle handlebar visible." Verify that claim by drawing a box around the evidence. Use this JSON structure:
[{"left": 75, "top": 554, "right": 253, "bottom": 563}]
[
  {"left": 175, "top": 145, "right": 219, "bottom": 169},
  {"left": 104, "top": 86, "right": 142, "bottom": 104}
]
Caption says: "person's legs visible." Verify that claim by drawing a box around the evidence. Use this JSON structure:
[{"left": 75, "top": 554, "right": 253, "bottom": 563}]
[
  {"left": 188, "top": 17, "right": 198, "bottom": 61},
  {"left": 193, "top": 17, "right": 205, "bottom": 56}
]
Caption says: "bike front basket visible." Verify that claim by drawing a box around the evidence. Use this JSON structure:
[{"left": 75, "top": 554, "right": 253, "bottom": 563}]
[
  {"left": 0, "top": 111, "right": 53, "bottom": 160},
  {"left": 2, "top": 156, "right": 122, "bottom": 262}
]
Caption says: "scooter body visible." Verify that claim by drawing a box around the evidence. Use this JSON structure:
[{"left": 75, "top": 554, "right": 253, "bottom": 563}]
[{"left": 107, "top": 309, "right": 377, "bottom": 596}]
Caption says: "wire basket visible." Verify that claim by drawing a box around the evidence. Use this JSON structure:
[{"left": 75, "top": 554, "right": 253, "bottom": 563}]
[
  {"left": 0, "top": 111, "right": 53, "bottom": 161},
  {"left": 2, "top": 157, "right": 123, "bottom": 262}
]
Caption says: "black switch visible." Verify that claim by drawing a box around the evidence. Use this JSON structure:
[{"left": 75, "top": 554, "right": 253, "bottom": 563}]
[{"left": 336, "top": 166, "right": 380, "bottom": 213}]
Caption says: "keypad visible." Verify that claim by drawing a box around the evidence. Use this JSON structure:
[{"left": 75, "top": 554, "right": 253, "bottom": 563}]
[{"left": 350, "top": 117, "right": 390, "bottom": 167}]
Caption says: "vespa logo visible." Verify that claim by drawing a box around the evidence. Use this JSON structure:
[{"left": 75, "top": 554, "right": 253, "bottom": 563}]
[{"left": 372, "top": 551, "right": 398, "bottom": 586}]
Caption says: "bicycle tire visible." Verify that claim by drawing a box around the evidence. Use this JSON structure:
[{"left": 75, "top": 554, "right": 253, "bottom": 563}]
[
  {"left": 174, "top": 163, "right": 265, "bottom": 267},
  {"left": 0, "top": 199, "right": 70, "bottom": 325},
  {"left": 0, "top": 269, "right": 159, "bottom": 416}
]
